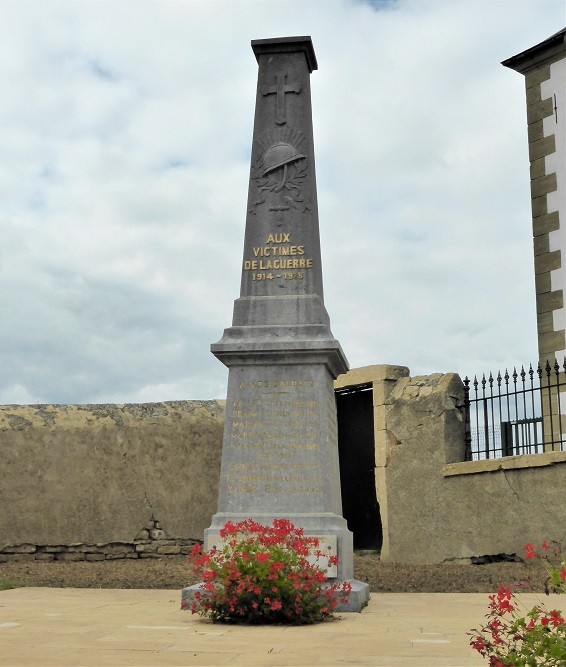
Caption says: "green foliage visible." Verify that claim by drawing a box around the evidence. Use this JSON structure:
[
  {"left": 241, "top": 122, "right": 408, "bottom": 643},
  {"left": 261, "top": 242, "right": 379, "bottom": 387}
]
[{"left": 0, "top": 577, "right": 25, "bottom": 590}]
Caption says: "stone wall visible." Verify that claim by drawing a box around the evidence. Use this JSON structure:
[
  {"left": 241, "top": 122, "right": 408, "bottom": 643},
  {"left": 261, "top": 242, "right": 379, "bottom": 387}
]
[
  {"left": 0, "top": 401, "right": 223, "bottom": 558},
  {"left": 335, "top": 366, "right": 566, "bottom": 564},
  {"left": 2, "top": 372, "right": 565, "bottom": 564}
]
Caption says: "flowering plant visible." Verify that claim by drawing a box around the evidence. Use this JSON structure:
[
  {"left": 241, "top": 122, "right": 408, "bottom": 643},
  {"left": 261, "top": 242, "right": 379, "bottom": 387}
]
[
  {"left": 183, "top": 518, "right": 350, "bottom": 624},
  {"left": 469, "top": 541, "right": 566, "bottom": 666},
  {"left": 524, "top": 540, "right": 566, "bottom": 596}
]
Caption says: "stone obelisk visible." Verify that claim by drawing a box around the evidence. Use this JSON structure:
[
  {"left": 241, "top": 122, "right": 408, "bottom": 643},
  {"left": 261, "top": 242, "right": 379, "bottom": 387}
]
[{"left": 183, "top": 36, "right": 369, "bottom": 612}]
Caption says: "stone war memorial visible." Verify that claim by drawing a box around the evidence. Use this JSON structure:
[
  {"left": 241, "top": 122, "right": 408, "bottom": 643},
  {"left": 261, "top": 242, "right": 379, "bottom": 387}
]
[{"left": 182, "top": 36, "right": 369, "bottom": 612}]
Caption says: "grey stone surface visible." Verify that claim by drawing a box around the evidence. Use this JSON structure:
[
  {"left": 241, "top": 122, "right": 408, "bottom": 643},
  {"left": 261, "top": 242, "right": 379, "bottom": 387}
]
[{"left": 201, "top": 36, "right": 368, "bottom": 612}]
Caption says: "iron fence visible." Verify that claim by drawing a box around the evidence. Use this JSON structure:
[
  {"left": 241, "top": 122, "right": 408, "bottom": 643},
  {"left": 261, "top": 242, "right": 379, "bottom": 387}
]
[{"left": 463, "top": 359, "right": 566, "bottom": 460}]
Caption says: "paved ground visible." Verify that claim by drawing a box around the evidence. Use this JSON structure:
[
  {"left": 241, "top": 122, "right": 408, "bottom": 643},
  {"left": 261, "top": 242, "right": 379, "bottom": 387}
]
[{"left": 0, "top": 587, "right": 541, "bottom": 666}]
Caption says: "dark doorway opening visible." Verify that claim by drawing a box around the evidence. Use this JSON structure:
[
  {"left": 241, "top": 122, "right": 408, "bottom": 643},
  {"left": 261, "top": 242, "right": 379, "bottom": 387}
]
[{"left": 336, "top": 384, "right": 382, "bottom": 551}]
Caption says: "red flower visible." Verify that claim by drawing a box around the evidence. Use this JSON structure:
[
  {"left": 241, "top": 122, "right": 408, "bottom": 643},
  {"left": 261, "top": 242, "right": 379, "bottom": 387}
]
[
  {"left": 489, "top": 659, "right": 504, "bottom": 667},
  {"left": 524, "top": 543, "right": 536, "bottom": 559},
  {"left": 256, "top": 552, "right": 269, "bottom": 563},
  {"left": 560, "top": 566, "right": 566, "bottom": 581},
  {"left": 472, "top": 636, "right": 486, "bottom": 651},
  {"left": 541, "top": 539, "right": 550, "bottom": 551},
  {"left": 549, "top": 610, "right": 565, "bottom": 627}
]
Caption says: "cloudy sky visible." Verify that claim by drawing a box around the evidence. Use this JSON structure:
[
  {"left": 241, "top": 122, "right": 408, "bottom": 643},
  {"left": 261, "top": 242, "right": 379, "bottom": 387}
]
[{"left": 1, "top": 0, "right": 564, "bottom": 405}]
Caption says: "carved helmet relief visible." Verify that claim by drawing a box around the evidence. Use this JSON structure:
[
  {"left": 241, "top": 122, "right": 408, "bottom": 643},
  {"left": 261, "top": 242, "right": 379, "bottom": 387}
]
[
  {"left": 249, "top": 127, "right": 308, "bottom": 215},
  {"left": 262, "top": 142, "right": 306, "bottom": 191}
]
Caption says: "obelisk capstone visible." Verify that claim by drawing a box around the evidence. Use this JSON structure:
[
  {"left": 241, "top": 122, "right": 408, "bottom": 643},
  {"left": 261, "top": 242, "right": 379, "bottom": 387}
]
[{"left": 183, "top": 36, "right": 369, "bottom": 612}]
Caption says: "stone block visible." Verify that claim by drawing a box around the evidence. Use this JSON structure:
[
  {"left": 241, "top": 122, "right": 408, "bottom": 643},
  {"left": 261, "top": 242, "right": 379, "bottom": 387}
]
[
  {"left": 105, "top": 544, "right": 135, "bottom": 555},
  {"left": 533, "top": 211, "right": 560, "bottom": 237},
  {"left": 85, "top": 553, "right": 105, "bottom": 561},
  {"left": 528, "top": 121, "right": 544, "bottom": 145},
  {"left": 526, "top": 84, "right": 542, "bottom": 107},
  {"left": 157, "top": 545, "right": 181, "bottom": 555},
  {"left": 539, "top": 329, "right": 566, "bottom": 356},
  {"left": 149, "top": 529, "right": 167, "bottom": 540},
  {"left": 531, "top": 173, "right": 557, "bottom": 199},
  {"left": 34, "top": 553, "right": 55, "bottom": 561},
  {"left": 139, "top": 552, "right": 161, "bottom": 558},
  {"left": 134, "top": 529, "right": 149, "bottom": 540},
  {"left": 525, "top": 66, "right": 551, "bottom": 89},
  {"left": 534, "top": 250, "right": 561, "bottom": 275},
  {"left": 531, "top": 195, "right": 548, "bottom": 219},
  {"left": 41, "top": 546, "right": 65, "bottom": 553},
  {"left": 1, "top": 544, "right": 36, "bottom": 554},
  {"left": 0, "top": 553, "right": 36, "bottom": 562},
  {"left": 529, "top": 135, "right": 555, "bottom": 161},
  {"left": 535, "top": 271, "right": 551, "bottom": 295},
  {"left": 55, "top": 552, "right": 86, "bottom": 561},
  {"left": 533, "top": 234, "right": 549, "bottom": 256},
  {"left": 537, "top": 310, "right": 554, "bottom": 334},
  {"left": 530, "top": 156, "right": 546, "bottom": 179},
  {"left": 334, "top": 364, "right": 409, "bottom": 390},
  {"left": 135, "top": 543, "right": 158, "bottom": 553},
  {"left": 152, "top": 540, "right": 175, "bottom": 549},
  {"left": 537, "top": 289, "right": 563, "bottom": 314},
  {"left": 104, "top": 553, "right": 126, "bottom": 560},
  {"left": 526, "top": 97, "right": 554, "bottom": 124},
  {"left": 373, "top": 405, "right": 389, "bottom": 429},
  {"left": 179, "top": 539, "right": 199, "bottom": 546},
  {"left": 67, "top": 544, "right": 93, "bottom": 553}
]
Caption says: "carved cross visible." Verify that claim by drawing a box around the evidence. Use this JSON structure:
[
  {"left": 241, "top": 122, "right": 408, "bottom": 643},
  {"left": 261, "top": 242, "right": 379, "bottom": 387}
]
[{"left": 261, "top": 73, "right": 300, "bottom": 125}]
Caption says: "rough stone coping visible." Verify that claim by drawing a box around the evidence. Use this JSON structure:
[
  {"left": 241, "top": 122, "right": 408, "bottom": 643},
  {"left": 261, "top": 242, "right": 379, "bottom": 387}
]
[
  {"left": 443, "top": 450, "right": 566, "bottom": 476},
  {"left": 334, "top": 364, "right": 410, "bottom": 390}
]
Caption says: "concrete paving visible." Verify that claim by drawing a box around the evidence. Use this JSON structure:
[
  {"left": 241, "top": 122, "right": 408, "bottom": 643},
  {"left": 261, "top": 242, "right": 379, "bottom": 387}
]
[{"left": 0, "top": 587, "right": 542, "bottom": 666}]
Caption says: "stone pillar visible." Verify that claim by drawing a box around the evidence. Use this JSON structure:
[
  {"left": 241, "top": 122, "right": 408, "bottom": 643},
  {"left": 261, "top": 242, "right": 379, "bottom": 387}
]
[
  {"left": 183, "top": 37, "right": 368, "bottom": 611},
  {"left": 503, "top": 29, "right": 566, "bottom": 450}
]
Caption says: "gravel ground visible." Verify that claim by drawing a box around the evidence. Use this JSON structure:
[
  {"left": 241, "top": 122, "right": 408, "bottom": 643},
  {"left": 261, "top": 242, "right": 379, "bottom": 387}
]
[{"left": 0, "top": 555, "right": 552, "bottom": 594}]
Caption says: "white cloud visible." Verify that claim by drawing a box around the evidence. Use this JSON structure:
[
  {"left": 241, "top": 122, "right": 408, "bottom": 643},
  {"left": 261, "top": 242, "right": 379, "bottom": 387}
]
[{"left": 0, "top": 0, "right": 563, "bottom": 404}]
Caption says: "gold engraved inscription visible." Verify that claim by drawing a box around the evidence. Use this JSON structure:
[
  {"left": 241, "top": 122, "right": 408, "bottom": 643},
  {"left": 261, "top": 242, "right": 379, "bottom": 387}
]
[{"left": 242, "top": 233, "right": 313, "bottom": 277}]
